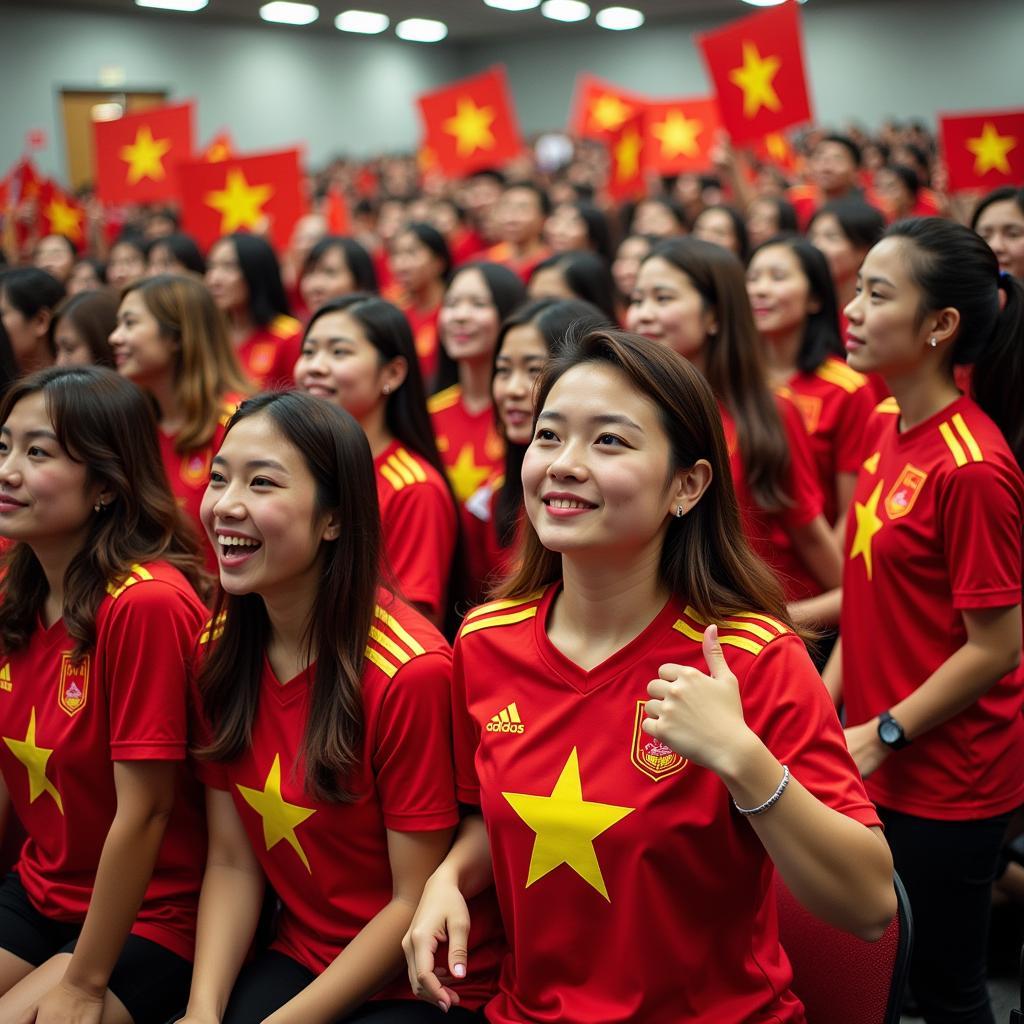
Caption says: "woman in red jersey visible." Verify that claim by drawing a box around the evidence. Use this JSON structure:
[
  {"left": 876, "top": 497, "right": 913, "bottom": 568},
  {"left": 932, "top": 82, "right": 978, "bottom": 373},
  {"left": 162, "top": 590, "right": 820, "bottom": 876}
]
[
  {"left": 0, "top": 367, "right": 207, "bottom": 1024},
  {"left": 828, "top": 219, "right": 1024, "bottom": 1024},
  {"left": 293, "top": 296, "right": 458, "bottom": 629},
  {"left": 181, "top": 392, "right": 493, "bottom": 1024},
  {"left": 972, "top": 187, "right": 1024, "bottom": 281},
  {"left": 430, "top": 264, "right": 524, "bottom": 507},
  {"left": 626, "top": 238, "right": 842, "bottom": 608},
  {"left": 404, "top": 329, "right": 895, "bottom": 1024},
  {"left": 110, "top": 275, "right": 251, "bottom": 569},
  {"left": 205, "top": 234, "right": 302, "bottom": 389},
  {"left": 299, "top": 236, "right": 380, "bottom": 318}
]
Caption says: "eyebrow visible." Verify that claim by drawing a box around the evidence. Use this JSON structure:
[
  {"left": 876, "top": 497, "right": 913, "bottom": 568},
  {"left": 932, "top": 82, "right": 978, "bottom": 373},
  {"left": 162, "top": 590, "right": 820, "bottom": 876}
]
[
  {"left": 862, "top": 274, "right": 895, "bottom": 289},
  {"left": 211, "top": 456, "right": 290, "bottom": 472},
  {"left": 538, "top": 410, "right": 644, "bottom": 431},
  {"left": 0, "top": 427, "right": 59, "bottom": 442}
]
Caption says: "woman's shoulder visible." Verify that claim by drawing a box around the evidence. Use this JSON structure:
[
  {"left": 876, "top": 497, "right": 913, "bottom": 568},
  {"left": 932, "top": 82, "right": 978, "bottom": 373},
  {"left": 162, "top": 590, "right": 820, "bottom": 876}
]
[
  {"left": 98, "top": 561, "right": 205, "bottom": 627},
  {"left": 427, "top": 384, "right": 463, "bottom": 418},
  {"left": 366, "top": 589, "right": 451, "bottom": 680},
  {"left": 377, "top": 443, "right": 450, "bottom": 498},
  {"left": 456, "top": 587, "right": 550, "bottom": 649}
]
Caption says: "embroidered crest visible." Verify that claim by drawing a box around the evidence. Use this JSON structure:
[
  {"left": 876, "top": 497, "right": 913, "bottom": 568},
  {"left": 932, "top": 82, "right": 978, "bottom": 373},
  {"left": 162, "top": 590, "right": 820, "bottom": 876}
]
[
  {"left": 885, "top": 464, "right": 928, "bottom": 520},
  {"left": 58, "top": 653, "right": 90, "bottom": 718},
  {"left": 250, "top": 343, "right": 274, "bottom": 376},
  {"left": 630, "top": 700, "right": 687, "bottom": 782},
  {"left": 180, "top": 450, "right": 211, "bottom": 488}
]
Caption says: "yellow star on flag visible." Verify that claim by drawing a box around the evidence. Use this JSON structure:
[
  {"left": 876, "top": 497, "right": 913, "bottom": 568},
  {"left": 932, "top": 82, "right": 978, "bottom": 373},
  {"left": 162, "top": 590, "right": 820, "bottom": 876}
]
[
  {"left": 503, "top": 747, "right": 634, "bottom": 901},
  {"left": 119, "top": 126, "right": 172, "bottom": 185},
  {"left": 204, "top": 169, "right": 274, "bottom": 234},
  {"left": 237, "top": 754, "right": 316, "bottom": 873},
  {"left": 446, "top": 443, "right": 490, "bottom": 502},
  {"left": 728, "top": 41, "right": 782, "bottom": 119},
  {"left": 652, "top": 111, "right": 704, "bottom": 159},
  {"left": 443, "top": 98, "right": 496, "bottom": 157},
  {"left": 966, "top": 122, "right": 1017, "bottom": 176},
  {"left": 850, "top": 479, "right": 885, "bottom": 581},
  {"left": 590, "top": 94, "right": 633, "bottom": 133},
  {"left": 4, "top": 708, "right": 63, "bottom": 814},
  {"left": 614, "top": 127, "right": 642, "bottom": 182},
  {"left": 45, "top": 198, "right": 83, "bottom": 240}
]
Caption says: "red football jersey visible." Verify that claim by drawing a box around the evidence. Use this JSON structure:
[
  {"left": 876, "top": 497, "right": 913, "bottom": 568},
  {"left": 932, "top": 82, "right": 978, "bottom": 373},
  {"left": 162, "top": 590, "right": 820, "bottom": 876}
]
[
  {"left": 237, "top": 315, "right": 302, "bottom": 389},
  {"left": 428, "top": 385, "right": 505, "bottom": 505},
  {"left": 722, "top": 394, "right": 825, "bottom": 601},
  {"left": 0, "top": 562, "right": 207, "bottom": 960},
  {"left": 196, "top": 593, "right": 497, "bottom": 1008},
  {"left": 453, "top": 585, "right": 880, "bottom": 1024},
  {"left": 375, "top": 441, "right": 457, "bottom": 621},
  {"left": 481, "top": 243, "right": 551, "bottom": 286},
  {"left": 783, "top": 358, "right": 876, "bottom": 525},
  {"left": 841, "top": 396, "right": 1024, "bottom": 819},
  {"left": 399, "top": 299, "right": 442, "bottom": 387}
]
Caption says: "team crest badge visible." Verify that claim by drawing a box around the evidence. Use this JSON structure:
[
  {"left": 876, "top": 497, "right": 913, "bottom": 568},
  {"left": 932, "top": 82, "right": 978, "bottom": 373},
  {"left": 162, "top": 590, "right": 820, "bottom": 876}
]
[
  {"left": 885, "top": 464, "right": 928, "bottom": 520},
  {"left": 630, "top": 701, "right": 687, "bottom": 782},
  {"left": 181, "top": 451, "right": 211, "bottom": 487},
  {"left": 250, "top": 343, "right": 274, "bottom": 376},
  {"left": 58, "top": 653, "right": 90, "bottom": 717},
  {"left": 791, "top": 394, "right": 822, "bottom": 435},
  {"left": 415, "top": 323, "right": 436, "bottom": 359}
]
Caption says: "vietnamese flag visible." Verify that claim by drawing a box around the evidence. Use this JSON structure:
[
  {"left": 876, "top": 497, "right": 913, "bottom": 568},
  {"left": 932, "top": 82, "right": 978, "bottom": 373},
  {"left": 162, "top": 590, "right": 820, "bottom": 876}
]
[
  {"left": 37, "top": 180, "right": 87, "bottom": 250},
  {"left": 94, "top": 101, "right": 194, "bottom": 204},
  {"left": 202, "top": 130, "right": 234, "bottom": 163},
  {"left": 643, "top": 97, "right": 719, "bottom": 175},
  {"left": 696, "top": 2, "right": 812, "bottom": 146},
  {"left": 325, "top": 185, "right": 350, "bottom": 234},
  {"left": 754, "top": 130, "right": 801, "bottom": 174},
  {"left": 417, "top": 66, "right": 523, "bottom": 179},
  {"left": 607, "top": 112, "right": 646, "bottom": 201},
  {"left": 177, "top": 148, "right": 305, "bottom": 251},
  {"left": 570, "top": 74, "right": 647, "bottom": 143},
  {"left": 10, "top": 158, "right": 42, "bottom": 204},
  {"left": 940, "top": 109, "right": 1024, "bottom": 192}
]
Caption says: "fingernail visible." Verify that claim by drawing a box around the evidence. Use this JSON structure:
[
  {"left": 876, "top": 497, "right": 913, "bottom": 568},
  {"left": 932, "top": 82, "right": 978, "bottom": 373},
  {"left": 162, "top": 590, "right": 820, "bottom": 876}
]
[
  {"left": 453, "top": 964, "right": 466, "bottom": 978},
  {"left": 438, "top": 1001, "right": 449, "bottom": 1014}
]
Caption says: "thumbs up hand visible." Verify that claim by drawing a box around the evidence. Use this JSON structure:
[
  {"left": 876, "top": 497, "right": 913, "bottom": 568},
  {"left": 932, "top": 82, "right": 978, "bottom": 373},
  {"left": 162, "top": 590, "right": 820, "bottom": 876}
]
[{"left": 643, "top": 624, "right": 752, "bottom": 774}]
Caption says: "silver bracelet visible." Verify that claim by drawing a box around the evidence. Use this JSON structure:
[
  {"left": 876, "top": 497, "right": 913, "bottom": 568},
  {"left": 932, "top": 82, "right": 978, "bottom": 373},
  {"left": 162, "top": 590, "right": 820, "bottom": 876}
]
[{"left": 733, "top": 765, "right": 790, "bottom": 816}]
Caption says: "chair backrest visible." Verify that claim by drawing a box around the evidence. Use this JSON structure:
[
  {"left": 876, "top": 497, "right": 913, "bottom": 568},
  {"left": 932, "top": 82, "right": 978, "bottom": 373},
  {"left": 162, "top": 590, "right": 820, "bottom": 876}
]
[{"left": 775, "top": 871, "right": 913, "bottom": 1024}]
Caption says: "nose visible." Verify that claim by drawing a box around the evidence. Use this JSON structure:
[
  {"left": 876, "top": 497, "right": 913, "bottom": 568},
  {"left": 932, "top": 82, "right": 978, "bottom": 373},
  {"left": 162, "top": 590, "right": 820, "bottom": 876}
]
[
  {"left": 844, "top": 290, "right": 863, "bottom": 324},
  {"left": 546, "top": 437, "right": 588, "bottom": 482},
  {"left": 210, "top": 477, "right": 246, "bottom": 521}
]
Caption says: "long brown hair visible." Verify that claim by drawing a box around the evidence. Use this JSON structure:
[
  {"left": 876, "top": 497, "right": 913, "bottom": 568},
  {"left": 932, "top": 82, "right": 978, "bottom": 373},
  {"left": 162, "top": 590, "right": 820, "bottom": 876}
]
[
  {"left": 497, "top": 329, "right": 794, "bottom": 629},
  {"left": 0, "top": 366, "right": 206, "bottom": 658},
  {"left": 196, "top": 391, "right": 382, "bottom": 803},
  {"left": 645, "top": 239, "right": 791, "bottom": 512},
  {"left": 122, "top": 274, "right": 252, "bottom": 452}
]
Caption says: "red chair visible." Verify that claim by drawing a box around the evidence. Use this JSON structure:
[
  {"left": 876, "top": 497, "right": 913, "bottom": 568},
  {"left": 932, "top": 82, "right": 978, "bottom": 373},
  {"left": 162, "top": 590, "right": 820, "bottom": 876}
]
[{"left": 775, "top": 871, "right": 913, "bottom": 1024}]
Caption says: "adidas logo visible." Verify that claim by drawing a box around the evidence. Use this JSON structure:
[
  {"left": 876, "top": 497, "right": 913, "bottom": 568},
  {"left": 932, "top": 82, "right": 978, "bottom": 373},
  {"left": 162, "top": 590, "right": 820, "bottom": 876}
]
[
  {"left": 487, "top": 701, "right": 525, "bottom": 734},
  {"left": 0, "top": 664, "right": 9, "bottom": 692}
]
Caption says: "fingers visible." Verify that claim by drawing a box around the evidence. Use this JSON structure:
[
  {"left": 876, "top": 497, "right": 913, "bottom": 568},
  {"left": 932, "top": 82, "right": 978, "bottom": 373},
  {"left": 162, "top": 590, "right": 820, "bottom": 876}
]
[
  {"left": 701, "top": 623, "right": 732, "bottom": 680},
  {"left": 404, "top": 927, "right": 448, "bottom": 1009},
  {"left": 447, "top": 912, "right": 470, "bottom": 982}
]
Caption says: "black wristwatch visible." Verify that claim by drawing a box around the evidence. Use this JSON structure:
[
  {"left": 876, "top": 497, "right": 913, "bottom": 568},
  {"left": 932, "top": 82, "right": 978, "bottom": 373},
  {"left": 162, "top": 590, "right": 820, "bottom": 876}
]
[{"left": 877, "top": 710, "right": 910, "bottom": 750}]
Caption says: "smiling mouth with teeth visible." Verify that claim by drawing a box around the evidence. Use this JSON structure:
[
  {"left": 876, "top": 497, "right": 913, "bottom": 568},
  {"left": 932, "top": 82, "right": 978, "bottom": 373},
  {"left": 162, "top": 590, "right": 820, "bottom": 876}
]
[
  {"left": 219, "top": 536, "right": 262, "bottom": 552},
  {"left": 545, "top": 498, "right": 596, "bottom": 510}
]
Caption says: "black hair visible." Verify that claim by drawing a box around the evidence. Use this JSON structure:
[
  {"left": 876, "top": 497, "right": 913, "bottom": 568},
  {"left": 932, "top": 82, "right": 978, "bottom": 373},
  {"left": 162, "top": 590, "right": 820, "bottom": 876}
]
[
  {"left": 570, "top": 202, "right": 613, "bottom": 263},
  {"left": 626, "top": 197, "right": 688, "bottom": 235},
  {"left": 694, "top": 204, "right": 750, "bottom": 263},
  {"left": 223, "top": 233, "right": 291, "bottom": 327},
  {"left": 530, "top": 251, "right": 617, "bottom": 323},
  {"left": 397, "top": 221, "right": 453, "bottom": 281},
  {"left": 880, "top": 163, "right": 919, "bottom": 200},
  {"left": 971, "top": 187, "right": 1024, "bottom": 232},
  {"left": 0, "top": 268, "right": 65, "bottom": 358},
  {"left": 302, "top": 235, "right": 379, "bottom": 294},
  {"left": 110, "top": 232, "right": 147, "bottom": 258},
  {"left": 749, "top": 196, "right": 798, "bottom": 235},
  {"left": 809, "top": 199, "right": 886, "bottom": 252},
  {"left": 506, "top": 180, "right": 552, "bottom": 218},
  {"left": 147, "top": 232, "right": 206, "bottom": 275},
  {"left": 816, "top": 133, "right": 862, "bottom": 168},
  {"left": 470, "top": 168, "right": 507, "bottom": 187}
]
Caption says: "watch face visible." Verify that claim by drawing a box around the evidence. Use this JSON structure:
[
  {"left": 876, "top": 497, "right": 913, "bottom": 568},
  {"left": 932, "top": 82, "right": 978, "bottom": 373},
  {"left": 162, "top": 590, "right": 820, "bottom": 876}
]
[{"left": 880, "top": 720, "right": 901, "bottom": 744}]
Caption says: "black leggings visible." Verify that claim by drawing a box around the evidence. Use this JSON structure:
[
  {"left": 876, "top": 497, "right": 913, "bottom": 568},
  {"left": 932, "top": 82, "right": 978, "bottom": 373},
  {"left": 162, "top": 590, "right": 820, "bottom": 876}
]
[
  {"left": 879, "top": 806, "right": 1012, "bottom": 1024},
  {"left": 222, "top": 949, "right": 483, "bottom": 1024}
]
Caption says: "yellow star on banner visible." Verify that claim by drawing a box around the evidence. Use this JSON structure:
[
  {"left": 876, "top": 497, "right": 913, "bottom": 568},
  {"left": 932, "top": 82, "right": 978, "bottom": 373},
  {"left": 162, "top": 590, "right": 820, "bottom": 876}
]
[
  {"left": 652, "top": 111, "right": 703, "bottom": 159},
  {"left": 4, "top": 708, "right": 63, "bottom": 814},
  {"left": 503, "top": 747, "right": 634, "bottom": 901},
  {"left": 614, "top": 127, "right": 642, "bottom": 182},
  {"left": 204, "top": 169, "right": 274, "bottom": 234},
  {"left": 728, "top": 41, "right": 782, "bottom": 119},
  {"left": 590, "top": 94, "right": 633, "bottom": 133},
  {"left": 966, "top": 122, "right": 1017, "bottom": 176},
  {"left": 446, "top": 443, "right": 490, "bottom": 502},
  {"left": 45, "top": 198, "right": 83, "bottom": 240},
  {"left": 237, "top": 754, "right": 316, "bottom": 873},
  {"left": 119, "top": 126, "right": 172, "bottom": 185},
  {"left": 443, "top": 98, "right": 496, "bottom": 157},
  {"left": 850, "top": 479, "right": 884, "bottom": 581}
]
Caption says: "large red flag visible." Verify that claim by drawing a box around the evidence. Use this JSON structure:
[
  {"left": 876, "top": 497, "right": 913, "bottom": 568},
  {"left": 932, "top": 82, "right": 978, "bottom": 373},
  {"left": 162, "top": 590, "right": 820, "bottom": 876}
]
[
  {"left": 697, "top": 3, "right": 812, "bottom": 146},
  {"left": 417, "top": 67, "right": 523, "bottom": 179},
  {"left": 37, "top": 180, "right": 87, "bottom": 250},
  {"left": 939, "top": 109, "right": 1024, "bottom": 193},
  {"left": 94, "top": 101, "right": 194, "bottom": 204},
  {"left": 606, "top": 112, "right": 646, "bottom": 201},
  {"left": 569, "top": 74, "right": 647, "bottom": 143},
  {"left": 177, "top": 148, "right": 305, "bottom": 251},
  {"left": 643, "top": 98, "right": 720, "bottom": 175}
]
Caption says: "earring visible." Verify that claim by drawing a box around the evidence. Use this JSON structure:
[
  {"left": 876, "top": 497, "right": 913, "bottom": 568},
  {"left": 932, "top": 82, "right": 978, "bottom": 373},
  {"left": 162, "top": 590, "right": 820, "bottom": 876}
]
[
  {"left": 675, "top": 505, "right": 684, "bottom": 518},
  {"left": 928, "top": 337, "right": 938, "bottom": 349},
  {"left": 93, "top": 502, "right": 103, "bottom": 512},
  {"left": 382, "top": 384, "right": 391, "bottom": 395}
]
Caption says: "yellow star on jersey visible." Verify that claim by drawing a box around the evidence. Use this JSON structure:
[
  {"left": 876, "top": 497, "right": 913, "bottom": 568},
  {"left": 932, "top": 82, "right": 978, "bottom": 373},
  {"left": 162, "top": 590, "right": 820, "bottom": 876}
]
[
  {"left": 850, "top": 479, "right": 885, "bottom": 581},
  {"left": 443, "top": 98, "right": 496, "bottom": 157},
  {"left": 728, "top": 41, "right": 782, "bottom": 119},
  {"left": 503, "top": 747, "right": 634, "bottom": 901},
  {"left": 966, "top": 122, "right": 1017, "bottom": 176},
  {"left": 614, "top": 127, "right": 642, "bottom": 183},
  {"left": 652, "top": 111, "right": 703, "bottom": 160},
  {"left": 446, "top": 444, "right": 490, "bottom": 502},
  {"left": 205, "top": 169, "right": 274, "bottom": 234},
  {"left": 237, "top": 754, "right": 316, "bottom": 873},
  {"left": 590, "top": 94, "right": 633, "bottom": 133},
  {"left": 119, "top": 126, "right": 172, "bottom": 185},
  {"left": 4, "top": 708, "right": 63, "bottom": 814},
  {"left": 45, "top": 198, "right": 83, "bottom": 240}
]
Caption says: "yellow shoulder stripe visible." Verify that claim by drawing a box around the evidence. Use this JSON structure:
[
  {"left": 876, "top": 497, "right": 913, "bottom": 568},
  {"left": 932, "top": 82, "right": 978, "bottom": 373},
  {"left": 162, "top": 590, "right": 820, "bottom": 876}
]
[
  {"left": 863, "top": 451, "right": 880, "bottom": 474},
  {"left": 364, "top": 605, "right": 428, "bottom": 678},
  {"left": 364, "top": 646, "right": 398, "bottom": 679},
  {"left": 461, "top": 606, "right": 538, "bottom": 637},
  {"left": 106, "top": 563, "right": 155, "bottom": 599},
  {"left": 672, "top": 617, "right": 765, "bottom": 656},
  {"left": 199, "top": 612, "right": 227, "bottom": 645},
  {"left": 939, "top": 414, "right": 984, "bottom": 467},
  {"left": 817, "top": 362, "right": 865, "bottom": 394},
  {"left": 464, "top": 590, "right": 545, "bottom": 622},
  {"left": 373, "top": 605, "right": 425, "bottom": 656},
  {"left": 394, "top": 448, "right": 428, "bottom": 483},
  {"left": 381, "top": 448, "right": 430, "bottom": 492},
  {"left": 269, "top": 314, "right": 301, "bottom": 338},
  {"left": 874, "top": 397, "right": 900, "bottom": 415},
  {"left": 380, "top": 464, "right": 404, "bottom": 492},
  {"left": 427, "top": 385, "right": 461, "bottom": 414}
]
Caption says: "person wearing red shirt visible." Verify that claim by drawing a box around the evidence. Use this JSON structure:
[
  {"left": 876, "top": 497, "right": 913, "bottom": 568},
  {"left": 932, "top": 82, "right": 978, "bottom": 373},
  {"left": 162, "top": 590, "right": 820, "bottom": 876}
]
[
  {"left": 294, "top": 296, "right": 459, "bottom": 630},
  {"left": 786, "top": 134, "right": 883, "bottom": 230},
  {"left": 483, "top": 183, "right": 551, "bottom": 285},
  {"left": 389, "top": 224, "right": 452, "bottom": 389},
  {"left": 182, "top": 392, "right": 492, "bottom": 1023},
  {"left": 431, "top": 264, "right": 524, "bottom": 507},
  {"left": 627, "top": 239, "right": 842, "bottom": 607},
  {"left": 205, "top": 233, "right": 301, "bottom": 389},
  {"left": 403, "top": 329, "right": 895, "bottom": 1023},
  {"left": 109, "top": 274, "right": 251, "bottom": 571},
  {"left": 299, "top": 236, "right": 379, "bottom": 319},
  {"left": 826, "top": 219, "right": 1024, "bottom": 1024},
  {"left": 0, "top": 367, "right": 208, "bottom": 1024}
]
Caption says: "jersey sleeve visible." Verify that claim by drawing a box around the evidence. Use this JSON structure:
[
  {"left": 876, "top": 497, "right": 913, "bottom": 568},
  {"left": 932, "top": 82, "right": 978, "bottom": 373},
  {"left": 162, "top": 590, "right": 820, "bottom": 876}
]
[
  {"left": 740, "top": 634, "right": 881, "bottom": 828},
  {"left": 940, "top": 462, "right": 1024, "bottom": 610},
  {"left": 372, "top": 649, "right": 460, "bottom": 832},
  {"left": 102, "top": 581, "right": 206, "bottom": 762},
  {"left": 834, "top": 385, "right": 878, "bottom": 475},
  {"left": 451, "top": 637, "right": 483, "bottom": 806},
  {"left": 779, "top": 396, "right": 825, "bottom": 530}
]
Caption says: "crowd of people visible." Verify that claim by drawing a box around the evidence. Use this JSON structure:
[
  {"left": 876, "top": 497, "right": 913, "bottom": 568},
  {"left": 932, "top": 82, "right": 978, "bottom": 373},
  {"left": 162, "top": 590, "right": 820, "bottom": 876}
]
[{"left": 0, "top": 114, "right": 1022, "bottom": 1024}]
